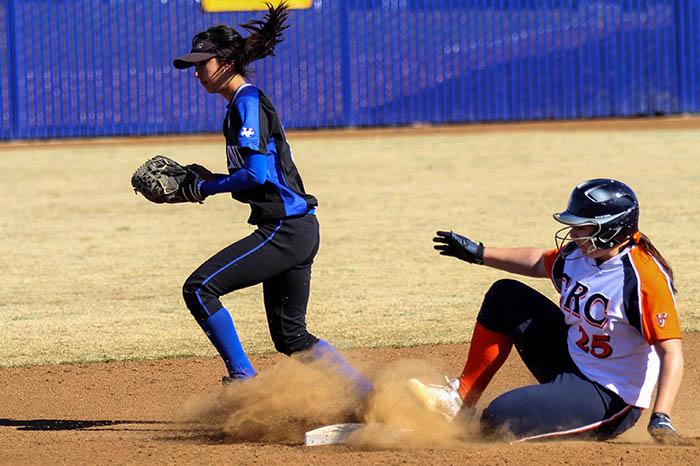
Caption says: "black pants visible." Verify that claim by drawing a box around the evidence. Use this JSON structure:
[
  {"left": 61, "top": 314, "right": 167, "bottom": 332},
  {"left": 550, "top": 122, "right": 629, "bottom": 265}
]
[
  {"left": 182, "top": 214, "right": 320, "bottom": 355},
  {"left": 477, "top": 279, "right": 642, "bottom": 441}
]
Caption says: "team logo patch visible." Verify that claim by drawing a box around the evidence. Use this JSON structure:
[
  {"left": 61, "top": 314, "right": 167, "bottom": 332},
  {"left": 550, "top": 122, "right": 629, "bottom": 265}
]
[
  {"left": 240, "top": 127, "right": 255, "bottom": 138},
  {"left": 656, "top": 313, "right": 668, "bottom": 328}
]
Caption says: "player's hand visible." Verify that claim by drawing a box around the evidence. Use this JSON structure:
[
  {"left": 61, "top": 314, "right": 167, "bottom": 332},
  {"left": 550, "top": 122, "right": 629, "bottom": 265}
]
[
  {"left": 186, "top": 163, "right": 216, "bottom": 181},
  {"left": 433, "top": 230, "right": 485, "bottom": 265},
  {"left": 177, "top": 172, "right": 207, "bottom": 203},
  {"left": 647, "top": 412, "right": 680, "bottom": 443}
]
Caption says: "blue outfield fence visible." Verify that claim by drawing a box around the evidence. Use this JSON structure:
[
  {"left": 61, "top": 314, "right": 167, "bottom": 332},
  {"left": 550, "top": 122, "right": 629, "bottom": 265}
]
[{"left": 1, "top": 0, "right": 699, "bottom": 140}]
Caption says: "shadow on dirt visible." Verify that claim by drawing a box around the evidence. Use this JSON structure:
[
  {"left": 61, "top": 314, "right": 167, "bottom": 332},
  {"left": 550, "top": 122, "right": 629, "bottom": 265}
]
[{"left": 0, "top": 418, "right": 173, "bottom": 431}]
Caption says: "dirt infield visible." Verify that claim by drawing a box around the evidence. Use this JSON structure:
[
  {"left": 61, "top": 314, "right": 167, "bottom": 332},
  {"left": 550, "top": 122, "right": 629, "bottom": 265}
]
[{"left": 2, "top": 336, "right": 698, "bottom": 465}]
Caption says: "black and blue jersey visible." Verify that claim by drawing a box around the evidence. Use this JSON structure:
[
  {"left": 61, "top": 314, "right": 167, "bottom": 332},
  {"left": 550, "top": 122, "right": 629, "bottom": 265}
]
[{"left": 220, "top": 83, "right": 317, "bottom": 224}]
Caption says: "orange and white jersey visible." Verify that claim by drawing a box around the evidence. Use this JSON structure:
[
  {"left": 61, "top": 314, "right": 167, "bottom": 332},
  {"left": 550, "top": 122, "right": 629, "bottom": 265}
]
[{"left": 543, "top": 243, "right": 681, "bottom": 408}]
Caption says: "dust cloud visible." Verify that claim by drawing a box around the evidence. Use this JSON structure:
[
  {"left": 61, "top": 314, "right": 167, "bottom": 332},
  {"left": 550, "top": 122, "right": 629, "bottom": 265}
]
[
  {"left": 178, "top": 355, "right": 479, "bottom": 446},
  {"left": 348, "top": 359, "right": 480, "bottom": 448},
  {"left": 178, "top": 354, "right": 363, "bottom": 442}
]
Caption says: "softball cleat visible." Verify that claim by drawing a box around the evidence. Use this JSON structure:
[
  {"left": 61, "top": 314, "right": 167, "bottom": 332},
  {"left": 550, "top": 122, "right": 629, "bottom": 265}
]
[
  {"left": 221, "top": 374, "right": 254, "bottom": 386},
  {"left": 407, "top": 377, "right": 464, "bottom": 420}
]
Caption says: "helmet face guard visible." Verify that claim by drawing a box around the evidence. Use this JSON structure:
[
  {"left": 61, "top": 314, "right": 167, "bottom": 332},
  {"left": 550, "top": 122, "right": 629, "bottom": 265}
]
[
  {"left": 553, "top": 179, "right": 639, "bottom": 254},
  {"left": 554, "top": 223, "right": 599, "bottom": 254}
]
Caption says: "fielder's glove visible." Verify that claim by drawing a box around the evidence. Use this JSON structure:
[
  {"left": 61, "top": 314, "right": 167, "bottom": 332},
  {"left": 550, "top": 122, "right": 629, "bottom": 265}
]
[
  {"left": 433, "top": 230, "right": 485, "bottom": 265},
  {"left": 647, "top": 412, "right": 680, "bottom": 443},
  {"left": 131, "top": 155, "right": 208, "bottom": 204}
]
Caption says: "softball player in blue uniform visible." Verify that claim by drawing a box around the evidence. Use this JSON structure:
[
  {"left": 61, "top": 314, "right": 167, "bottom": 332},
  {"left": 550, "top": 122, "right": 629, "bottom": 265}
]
[
  {"left": 410, "top": 179, "right": 684, "bottom": 442},
  {"left": 172, "top": 3, "right": 371, "bottom": 394}
]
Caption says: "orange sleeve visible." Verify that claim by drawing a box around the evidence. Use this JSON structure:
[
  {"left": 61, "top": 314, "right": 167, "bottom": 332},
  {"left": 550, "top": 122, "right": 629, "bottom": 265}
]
[
  {"left": 542, "top": 248, "right": 559, "bottom": 277},
  {"left": 630, "top": 248, "right": 682, "bottom": 343}
]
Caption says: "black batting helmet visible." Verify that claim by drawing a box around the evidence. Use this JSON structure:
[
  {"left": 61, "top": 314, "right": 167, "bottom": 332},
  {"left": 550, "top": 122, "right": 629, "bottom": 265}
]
[{"left": 554, "top": 178, "right": 639, "bottom": 252}]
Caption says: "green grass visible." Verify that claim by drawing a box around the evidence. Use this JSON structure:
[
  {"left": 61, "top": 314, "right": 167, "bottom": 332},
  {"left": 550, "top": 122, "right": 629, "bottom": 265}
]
[{"left": 1, "top": 126, "right": 699, "bottom": 367}]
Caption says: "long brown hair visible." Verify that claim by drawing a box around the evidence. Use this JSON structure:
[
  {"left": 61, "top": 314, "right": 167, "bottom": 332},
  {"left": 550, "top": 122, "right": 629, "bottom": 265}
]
[
  {"left": 634, "top": 232, "right": 676, "bottom": 292},
  {"left": 238, "top": 2, "right": 289, "bottom": 69},
  {"left": 193, "top": 2, "right": 289, "bottom": 77}
]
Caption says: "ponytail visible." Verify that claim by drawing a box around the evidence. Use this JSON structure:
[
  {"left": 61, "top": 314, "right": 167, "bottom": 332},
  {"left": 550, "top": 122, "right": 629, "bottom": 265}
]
[
  {"left": 237, "top": 2, "right": 289, "bottom": 72},
  {"left": 192, "top": 2, "right": 289, "bottom": 78},
  {"left": 633, "top": 232, "right": 676, "bottom": 292}
]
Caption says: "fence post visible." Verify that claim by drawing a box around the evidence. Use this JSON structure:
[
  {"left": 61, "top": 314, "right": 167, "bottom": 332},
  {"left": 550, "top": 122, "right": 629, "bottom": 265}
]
[
  {"left": 339, "top": 0, "right": 353, "bottom": 127},
  {"left": 5, "top": 0, "right": 19, "bottom": 139}
]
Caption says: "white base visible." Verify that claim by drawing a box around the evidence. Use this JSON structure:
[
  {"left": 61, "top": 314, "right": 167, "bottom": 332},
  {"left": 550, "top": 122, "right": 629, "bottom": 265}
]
[{"left": 304, "top": 423, "right": 364, "bottom": 446}]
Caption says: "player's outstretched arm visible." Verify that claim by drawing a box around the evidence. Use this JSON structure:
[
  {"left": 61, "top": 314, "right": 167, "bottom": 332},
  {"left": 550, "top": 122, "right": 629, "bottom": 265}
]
[
  {"left": 648, "top": 338, "right": 684, "bottom": 443},
  {"left": 433, "top": 230, "right": 548, "bottom": 277},
  {"left": 199, "top": 150, "right": 267, "bottom": 196},
  {"left": 483, "top": 246, "right": 548, "bottom": 277}
]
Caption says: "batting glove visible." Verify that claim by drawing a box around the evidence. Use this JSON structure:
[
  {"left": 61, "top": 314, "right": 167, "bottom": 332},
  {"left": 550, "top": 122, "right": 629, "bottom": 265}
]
[
  {"left": 433, "top": 230, "right": 485, "bottom": 265},
  {"left": 186, "top": 163, "right": 217, "bottom": 181},
  {"left": 178, "top": 173, "right": 207, "bottom": 203},
  {"left": 647, "top": 412, "right": 679, "bottom": 443}
]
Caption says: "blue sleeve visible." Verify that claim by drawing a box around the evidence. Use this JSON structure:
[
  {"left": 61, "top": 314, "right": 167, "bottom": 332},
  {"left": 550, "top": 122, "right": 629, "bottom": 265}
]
[
  {"left": 199, "top": 151, "right": 267, "bottom": 195},
  {"left": 236, "top": 90, "right": 266, "bottom": 153}
]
